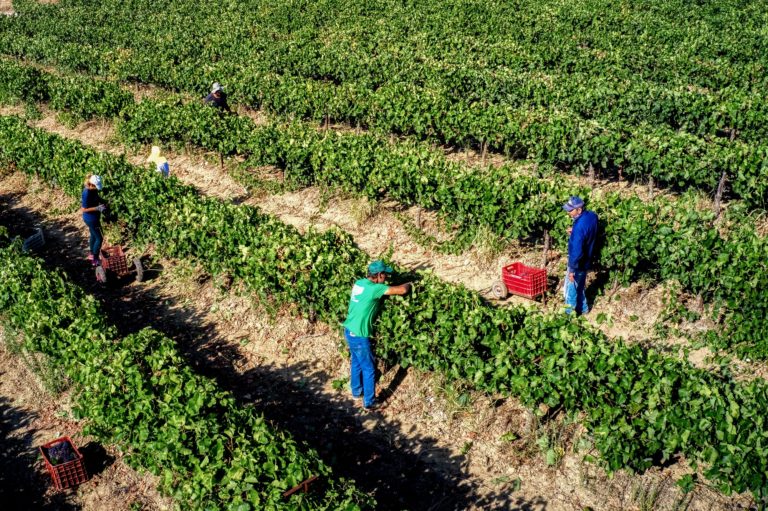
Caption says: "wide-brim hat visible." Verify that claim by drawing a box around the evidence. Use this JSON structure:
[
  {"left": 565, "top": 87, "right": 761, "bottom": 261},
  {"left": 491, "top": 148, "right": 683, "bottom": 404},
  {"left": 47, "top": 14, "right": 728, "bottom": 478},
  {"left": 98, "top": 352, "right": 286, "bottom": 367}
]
[{"left": 146, "top": 145, "right": 162, "bottom": 163}]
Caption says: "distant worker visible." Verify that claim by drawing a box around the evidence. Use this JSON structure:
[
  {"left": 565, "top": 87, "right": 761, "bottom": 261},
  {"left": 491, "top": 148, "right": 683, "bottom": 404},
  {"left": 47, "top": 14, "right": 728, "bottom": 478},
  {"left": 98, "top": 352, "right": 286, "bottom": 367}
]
[
  {"left": 146, "top": 146, "right": 170, "bottom": 177},
  {"left": 81, "top": 174, "right": 106, "bottom": 266},
  {"left": 342, "top": 260, "right": 411, "bottom": 411},
  {"left": 562, "top": 196, "right": 598, "bottom": 315},
  {"left": 204, "top": 82, "right": 230, "bottom": 112}
]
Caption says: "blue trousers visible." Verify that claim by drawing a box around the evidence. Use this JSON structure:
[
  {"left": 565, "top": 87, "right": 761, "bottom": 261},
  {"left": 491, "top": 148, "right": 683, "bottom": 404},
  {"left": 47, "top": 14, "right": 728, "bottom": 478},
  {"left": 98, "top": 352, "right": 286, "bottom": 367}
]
[
  {"left": 344, "top": 329, "right": 376, "bottom": 408},
  {"left": 564, "top": 270, "right": 589, "bottom": 315},
  {"left": 83, "top": 216, "right": 103, "bottom": 258},
  {"left": 157, "top": 161, "right": 170, "bottom": 178}
]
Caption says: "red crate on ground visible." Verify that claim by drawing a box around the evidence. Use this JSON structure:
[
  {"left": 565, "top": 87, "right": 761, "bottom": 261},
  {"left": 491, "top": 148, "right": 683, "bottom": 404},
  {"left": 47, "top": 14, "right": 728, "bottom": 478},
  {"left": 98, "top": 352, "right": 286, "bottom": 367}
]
[
  {"left": 40, "top": 436, "right": 88, "bottom": 490},
  {"left": 99, "top": 245, "right": 129, "bottom": 275},
  {"left": 492, "top": 262, "right": 547, "bottom": 300}
]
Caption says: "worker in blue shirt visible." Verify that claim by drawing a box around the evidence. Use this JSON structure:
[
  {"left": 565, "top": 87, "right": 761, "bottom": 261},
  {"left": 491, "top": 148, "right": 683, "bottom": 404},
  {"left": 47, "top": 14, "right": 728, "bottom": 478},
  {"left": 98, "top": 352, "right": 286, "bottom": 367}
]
[
  {"left": 81, "top": 174, "right": 106, "bottom": 266},
  {"left": 204, "top": 82, "right": 230, "bottom": 113},
  {"left": 562, "top": 196, "right": 598, "bottom": 315}
]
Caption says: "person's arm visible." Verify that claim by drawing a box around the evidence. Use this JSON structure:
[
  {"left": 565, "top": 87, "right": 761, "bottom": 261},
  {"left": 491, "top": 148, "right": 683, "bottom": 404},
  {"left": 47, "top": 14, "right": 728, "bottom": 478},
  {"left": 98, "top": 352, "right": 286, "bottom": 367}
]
[
  {"left": 385, "top": 282, "right": 412, "bottom": 296},
  {"left": 81, "top": 199, "right": 97, "bottom": 213},
  {"left": 80, "top": 190, "right": 102, "bottom": 213},
  {"left": 567, "top": 226, "right": 584, "bottom": 280}
]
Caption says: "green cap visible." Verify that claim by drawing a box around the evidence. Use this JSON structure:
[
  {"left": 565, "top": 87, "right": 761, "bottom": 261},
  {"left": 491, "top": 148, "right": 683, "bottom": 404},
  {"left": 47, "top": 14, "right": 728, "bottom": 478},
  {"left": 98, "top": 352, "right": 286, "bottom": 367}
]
[{"left": 367, "top": 260, "right": 393, "bottom": 275}]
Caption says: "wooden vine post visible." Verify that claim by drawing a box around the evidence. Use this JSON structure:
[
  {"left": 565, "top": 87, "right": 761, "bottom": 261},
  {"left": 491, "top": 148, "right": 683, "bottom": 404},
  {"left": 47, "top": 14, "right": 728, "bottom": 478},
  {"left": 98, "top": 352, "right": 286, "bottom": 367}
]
[
  {"left": 416, "top": 191, "right": 423, "bottom": 230},
  {"left": 714, "top": 129, "right": 735, "bottom": 221},
  {"left": 283, "top": 475, "right": 319, "bottom": 499},
  {"left": 713, "top": 170, "right": 728, "bottom": 221},
  {"left": 588, "top": 162, "right": 595, "bottom": 184},
  {"left": 541, "top": 229, "right": 550, "bottom": 306}
]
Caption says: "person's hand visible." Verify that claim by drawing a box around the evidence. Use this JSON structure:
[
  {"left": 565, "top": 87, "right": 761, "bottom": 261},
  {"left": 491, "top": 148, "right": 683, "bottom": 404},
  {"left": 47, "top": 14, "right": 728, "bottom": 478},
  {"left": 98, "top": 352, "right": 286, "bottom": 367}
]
[
  {"left": 568, "top": 272, "right": 575, "bottom": 283},
  {"left": 566, "top": 227, "right": 573, "bottom": 236},
  {"left": 97, "top": 204, "right": 107, "bottom": 212}
]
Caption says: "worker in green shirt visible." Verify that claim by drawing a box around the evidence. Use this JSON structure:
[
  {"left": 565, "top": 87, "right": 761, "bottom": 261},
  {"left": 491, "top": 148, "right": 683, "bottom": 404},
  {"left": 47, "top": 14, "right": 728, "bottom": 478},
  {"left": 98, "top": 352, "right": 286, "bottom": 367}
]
[{"left": 343, "top": 260, "right": 411, "bottom": 410}]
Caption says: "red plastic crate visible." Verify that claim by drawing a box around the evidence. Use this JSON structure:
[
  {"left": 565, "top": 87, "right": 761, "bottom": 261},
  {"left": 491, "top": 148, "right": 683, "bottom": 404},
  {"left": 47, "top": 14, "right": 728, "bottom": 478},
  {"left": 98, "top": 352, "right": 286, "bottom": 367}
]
[
  {"left": 501, "top": 262, "right": 547, "bottom": 299},
  {"left": 99, "top": 245, "right": 128, "bottom": 275},
  {"left": 40, "top": 436, "right": 88, "bottom": 490}
]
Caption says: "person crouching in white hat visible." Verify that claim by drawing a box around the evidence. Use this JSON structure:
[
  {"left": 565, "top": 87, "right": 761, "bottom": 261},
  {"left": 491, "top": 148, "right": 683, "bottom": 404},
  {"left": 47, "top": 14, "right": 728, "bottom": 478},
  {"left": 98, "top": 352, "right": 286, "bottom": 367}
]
[{"left": 204, "top": 82, "right": 230, "bottom": 113}]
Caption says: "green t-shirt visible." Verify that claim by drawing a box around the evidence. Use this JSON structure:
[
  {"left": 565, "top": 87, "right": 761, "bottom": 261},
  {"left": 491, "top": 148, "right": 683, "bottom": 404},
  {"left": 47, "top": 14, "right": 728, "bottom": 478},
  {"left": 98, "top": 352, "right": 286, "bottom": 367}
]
[{"left": 342, "top": 278, "right": 389, "bottom": 338}]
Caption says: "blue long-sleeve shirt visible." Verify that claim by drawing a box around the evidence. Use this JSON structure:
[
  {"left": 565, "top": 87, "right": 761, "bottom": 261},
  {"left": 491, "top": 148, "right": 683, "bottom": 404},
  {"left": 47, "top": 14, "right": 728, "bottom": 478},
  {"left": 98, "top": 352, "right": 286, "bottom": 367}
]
[
  {"left": 204, "top": 92, "right": 230, "bottom": 112},
  {"left": 567, "top": 210, "right": 598, "bottom": 272},
  {"left": 82, "top": 188, "right": 101, "bottom": 223}
]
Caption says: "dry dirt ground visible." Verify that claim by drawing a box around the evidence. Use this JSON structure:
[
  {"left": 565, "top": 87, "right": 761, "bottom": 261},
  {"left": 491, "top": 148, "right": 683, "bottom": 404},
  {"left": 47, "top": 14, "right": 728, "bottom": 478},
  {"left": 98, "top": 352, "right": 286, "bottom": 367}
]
[
  {"left": 0, "top": 332, "right": 170, "bottom": 510},
  {"left": 0, "top": 168, "right": 756, "bottom": 510}
]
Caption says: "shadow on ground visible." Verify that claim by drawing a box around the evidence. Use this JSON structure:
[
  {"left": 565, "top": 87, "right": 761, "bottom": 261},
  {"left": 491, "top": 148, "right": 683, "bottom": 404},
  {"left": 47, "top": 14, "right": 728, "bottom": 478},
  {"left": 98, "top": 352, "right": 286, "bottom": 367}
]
[
  {"left": 79, "top": 442, "right": 115, "bottom": 479},
  {"left": 0, "top": 190, "right": 550, "bottom": 510}
]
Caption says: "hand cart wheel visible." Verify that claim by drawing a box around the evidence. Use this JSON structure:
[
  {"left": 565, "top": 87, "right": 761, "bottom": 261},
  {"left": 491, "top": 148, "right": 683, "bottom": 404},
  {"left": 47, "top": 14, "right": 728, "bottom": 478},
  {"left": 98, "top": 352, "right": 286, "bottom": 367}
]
[
  {"left": 133, "top": 257, "right": 144, "bottom": 282},
  {"left": 491, "top": 279, "right": 509, "bottom": 299},
  {"left": 95, "top": 265, "right": 107, "bottom": 284}
]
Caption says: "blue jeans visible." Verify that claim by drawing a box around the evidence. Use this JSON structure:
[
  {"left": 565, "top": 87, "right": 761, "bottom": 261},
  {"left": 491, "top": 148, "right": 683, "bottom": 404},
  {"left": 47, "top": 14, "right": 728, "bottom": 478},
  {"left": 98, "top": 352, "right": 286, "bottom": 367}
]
[
  {"left": 157, "top": 161, "right": 170, "bottom": 178},
  {"left": 344, "top": 329, "right": 376, "bottom": 408},
  {"left": 83, "top": 216, "right": 103, "bottom": 258},
  {"left": 564, "top": 270, "right": 589, "bottom": 315}
]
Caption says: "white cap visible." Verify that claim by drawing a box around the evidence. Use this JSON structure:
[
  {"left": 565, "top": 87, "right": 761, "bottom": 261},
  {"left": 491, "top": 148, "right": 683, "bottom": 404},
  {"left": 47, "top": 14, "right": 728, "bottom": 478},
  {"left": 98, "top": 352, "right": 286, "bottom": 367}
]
[
  {"left": 89, "top": 174, "right": 103, "bottom": 191},
  {"left": 211, "top": 82, "right": 222, "bottom": 93}
]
